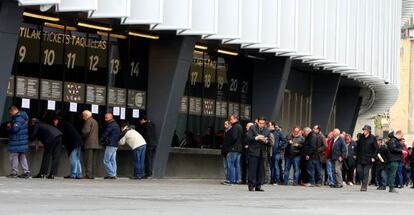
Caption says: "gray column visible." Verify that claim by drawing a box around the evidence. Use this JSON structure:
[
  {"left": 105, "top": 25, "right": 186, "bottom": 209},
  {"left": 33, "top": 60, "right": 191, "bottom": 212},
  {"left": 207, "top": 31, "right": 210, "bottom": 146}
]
[
  {"left": 0, "top": 1, "right": 22, "bottom": 116},
  {"left": 335, "top": 87, "right": 362, "bottom": 135},
  {"left": 310, "top": 73, "right": 341, "bottom": 133},
  {"left": 252, "top": 57, "right": 291, "bottom": 121},
  {"left": 147, "top": 35, "right": 197, "bottom": 178}
]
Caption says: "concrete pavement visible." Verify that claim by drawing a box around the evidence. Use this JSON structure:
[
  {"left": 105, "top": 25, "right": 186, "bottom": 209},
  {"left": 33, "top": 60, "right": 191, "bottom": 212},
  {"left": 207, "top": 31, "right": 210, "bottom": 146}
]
[{"left": 0, "top": 178, "right": 412, "bottom": 215}]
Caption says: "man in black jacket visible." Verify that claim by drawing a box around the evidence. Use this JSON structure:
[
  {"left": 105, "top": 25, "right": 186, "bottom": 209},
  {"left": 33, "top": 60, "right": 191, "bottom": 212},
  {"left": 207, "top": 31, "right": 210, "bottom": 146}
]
[
  {"left": 355, "top": 125, "right": 376, "bottom": 192},
  {"left": 30, "top": 119, "right": 63, "bottom": 179},
  {"left": 53, "top": 117, "right": 84, "bottom": 179},
  {"left": 226, "top": 114, "right": 244, "bottom": 184},
  {"left": 387, "top": 131, "right": 405, "bottom": 193},
  {"left": 246, "top": 117, "right": 273, "bottom": 191},
  {"left": 374, "top": 137, "right": 388, "bottom": 190},
  {"left": 331, "top": 128, "right": 347, "bottom": 188},
  {"left": 139, "top": 116, "right": 157, "bottom": 178},
  {"left": 303, "top": 127, "right": 320, "bottom": 187}
]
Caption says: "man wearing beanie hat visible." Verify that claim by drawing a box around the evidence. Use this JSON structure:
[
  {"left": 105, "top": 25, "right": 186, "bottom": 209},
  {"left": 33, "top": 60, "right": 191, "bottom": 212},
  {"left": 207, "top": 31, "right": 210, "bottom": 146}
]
[{"left": 355, "top": 125, "right": 377, "bottom": 192}]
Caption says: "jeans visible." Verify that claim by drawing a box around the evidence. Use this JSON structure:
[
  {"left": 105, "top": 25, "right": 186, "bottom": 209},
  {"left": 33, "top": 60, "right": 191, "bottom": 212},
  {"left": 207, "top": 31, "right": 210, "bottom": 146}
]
[
  {"left": 356, "top": 163, "right": 372, "bottom": 188},
  {"left": 271, "top": 153, "right": 281, "bottom": 183},
  {"left": 396, "top": 161, "right": 404, "bottom": 187},
  {"left": 223, "top": 156, "right": 229, "bottom": 182},
  {"left": 326, "top": 160, "right": 334, "bottom": 186},
  {"left": 306, "top": 159, "right": 321, "bottom": 185},
  {"left": 387, "top": 161, "right": 399, "bottom": 190},
  {"left": 376, "top": 163, "right": 388, "bottom": 187},
  {"left": 9, "top": 152, "right": 29, "bottom": 175},
  {"left": 133, "top": 145, "right": 146, "bottom": 177},
  {"left": 284, "top": 156, "right": 301, "bottom": 184},
  {"left": 70, "top": 147, "right": 82, "bottom": 178},
  {"left": 103, "top": 146, "right": 118, "bottom": 177},
  {"left": 227, "top": 152, "right": 241, "bottom": 184}
]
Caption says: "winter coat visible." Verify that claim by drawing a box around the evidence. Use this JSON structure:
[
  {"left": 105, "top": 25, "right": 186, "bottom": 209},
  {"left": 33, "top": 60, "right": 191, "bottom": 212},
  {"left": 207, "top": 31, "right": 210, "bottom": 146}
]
[
  {"left": 331, "top": 137, "right": 347, "bottom": 161},
  {"left": 303, "top": 132, "right": 320, "bottom": 161},
  {"left": 57, "top": 120, "right": 84, "bottom": 155},
  {"left": 285, "top": 134, "right": 305, "bottom": 157},
  {"left": 119, "top": 126, "right": 146, "bottom": 150},
  {"left": 246, "top": 124, "right": 273, "bottom": 158},
  {"left": 345, "top": 141, "right": 357, "bottom": 167},
  {"left": 141, "top": 121, "right": 157, "bottom": 147},
  {"left": 227, "top": 122, "right": 243, "bottom": 153},
  {"left": 81, "top": 117, "right": 101, "bottom": 150},
  {"left": 7, "top": 111, "right": 29, "bottom": 153},
  {"left": 356, "top": 133, "right": 376, "bottom": 165},
  {"left": 30, "top": 122, "right": 63, "bottom": 147},
  {"left": 386, "top": 132, "right": 403, "bottom": 163},
  {"left": 272, "top": 130, "right": 286, "bottom": 155},
  {"left": 316, "top": 133, "right": 328, "bottom": 163},
  {"left": 100, "top": 120, "right": 120, "bottom": 147}
]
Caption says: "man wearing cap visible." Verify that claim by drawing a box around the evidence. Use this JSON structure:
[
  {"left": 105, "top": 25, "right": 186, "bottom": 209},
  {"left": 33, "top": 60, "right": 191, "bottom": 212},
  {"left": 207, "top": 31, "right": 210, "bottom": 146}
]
[{"left": 355, "top": 125, "right": 376, "bottom": 192}]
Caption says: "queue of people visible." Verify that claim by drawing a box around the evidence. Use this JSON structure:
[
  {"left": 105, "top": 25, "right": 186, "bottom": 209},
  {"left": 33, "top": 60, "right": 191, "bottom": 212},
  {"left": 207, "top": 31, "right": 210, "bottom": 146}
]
[
  {"left": 4, "top": 105, "right": 156, "bottom": 180},
  {"left": 220, "top": 115, "right": 414, "bottom": 193}
]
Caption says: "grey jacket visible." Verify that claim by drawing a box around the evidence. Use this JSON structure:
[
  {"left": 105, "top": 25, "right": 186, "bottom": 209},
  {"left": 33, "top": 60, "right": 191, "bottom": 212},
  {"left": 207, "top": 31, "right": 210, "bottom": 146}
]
[{"left": 81, "top": 117, "right": 101, "bottom": 150}]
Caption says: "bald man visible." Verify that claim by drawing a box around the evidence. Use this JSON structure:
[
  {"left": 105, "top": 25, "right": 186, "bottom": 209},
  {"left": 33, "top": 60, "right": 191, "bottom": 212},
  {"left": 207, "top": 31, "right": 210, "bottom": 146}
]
[
  {"left": 330, "top": 129, "right": 347, "bottom": 188},
  {"left": 100, "top": 113, "right": 120, "bottom": 179}
]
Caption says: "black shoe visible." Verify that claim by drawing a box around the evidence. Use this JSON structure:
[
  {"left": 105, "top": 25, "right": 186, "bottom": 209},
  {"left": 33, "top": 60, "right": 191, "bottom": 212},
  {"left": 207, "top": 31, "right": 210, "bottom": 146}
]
[
  {"left": 33, "top": 174, "right": 45, "bottom": 179},
  {"left": 389, "top": 189, "right": 398, "bottom": 193},
  {"left": 129, "top": 176, "right": 143, "bottom": 180},
  {"left": 104, "top": 176, "right": 116, "bottom": 179},
  {"left": 64, "top": 175, "right": 74, "bottom": 179},
  {"left": 248, "top": 185, "right": 255, "bottom": 192},
  {"left": 410, "top": 186, "right": 414, "bottom": 189},
  {"left": 6, "top": 173, "right": 18, "bottom": 178},
  {"left": 46, "top": 175, "right": 55, "bottom": 179},
  {"left": 332, "top": 185, "right": 343, "bottom": 188},
  {"left": 18, "top": 172, "right": 30, "bottom": 179},
  {"left": 82, "top": 176, "right": 95, "bottom": 180},
  {"left": 255, "top": 187, "right": 265, "bottom": 192}
]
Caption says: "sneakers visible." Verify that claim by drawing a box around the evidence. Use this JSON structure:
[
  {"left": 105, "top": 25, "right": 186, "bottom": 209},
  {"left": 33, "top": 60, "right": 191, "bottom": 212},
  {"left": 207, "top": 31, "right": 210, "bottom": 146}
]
[
  {"left": 32, "top": 174, "right": 46, "bottom": 179},
  {"left": 348, "top": 182, "right": 354, "bottom": 186},
  {"left": 360, "top": 187, "right": 367, "bottom": 192},
  {"left": 377, "top": 186, "right": 386, "bottom": 190},
  {"left": 18, "top": 172, "right": 31, "bottom": 179}
]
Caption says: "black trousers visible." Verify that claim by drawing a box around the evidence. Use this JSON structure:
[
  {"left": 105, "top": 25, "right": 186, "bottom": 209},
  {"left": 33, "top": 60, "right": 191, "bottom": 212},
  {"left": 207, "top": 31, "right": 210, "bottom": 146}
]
[
  {"left": 248, "top": 155, "right": 264, "bottom": 188},
  {"left": 356, "top": 163, "right": 372, "bottom": 188},
  {"left": 240, "top": 152, "right": 248, "bottom": 183},
  {"left": 39, "top": 136, "right": 62, "bottom": 176},
  {"left": 145, "top": 146, "right": 156, "bottom": 177}
]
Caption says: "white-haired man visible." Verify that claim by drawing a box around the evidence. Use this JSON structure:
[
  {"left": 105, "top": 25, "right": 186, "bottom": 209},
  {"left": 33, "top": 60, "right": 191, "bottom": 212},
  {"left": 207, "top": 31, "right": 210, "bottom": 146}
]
[
  {"left": 331, "top": 128, "right": 347, "bottom": 188},
  {"left": 81, "top": 110, "right": 101, "bottom": 179}
]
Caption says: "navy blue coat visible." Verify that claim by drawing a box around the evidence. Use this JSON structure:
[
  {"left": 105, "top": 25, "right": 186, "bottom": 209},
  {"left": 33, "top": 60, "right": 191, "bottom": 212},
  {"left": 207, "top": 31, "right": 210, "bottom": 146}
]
[
  {"left": 331, "top": 137, "right": 347, "bottom": 161},
  {"left": 7, "top": 111, "right": 29, "bottom": 153},
  {"left": 100, "top": 120, "right": 120, "bottom": 147},
  {"left": 30, "top": 122, "right": 63, "bottom": 147}
]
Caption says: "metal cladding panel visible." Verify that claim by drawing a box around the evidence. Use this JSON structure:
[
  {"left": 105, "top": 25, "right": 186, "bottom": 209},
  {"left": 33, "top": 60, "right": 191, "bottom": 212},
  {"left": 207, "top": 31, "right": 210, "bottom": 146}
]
[
  {"left": 178, "top": 0, "right": 218, "bottom": 35},
  {"left": 312, "top": 0, "right": 326, "bottom": 58},
  {"left": 89, "top": 0, "right": 130, "bottom": 18},
  {"left": 347, "top": 0, "right": 358, "bottom": 69},
  {"left": 18, "top": 0, "right": 60, "bottom": 5},
  {"left": 204, "top": 0, "right": 241, "bottom": 40},
  {"left": 151, "top": 0, "right": 192, "bottom": 30},
  {"left": 357, "top": 0, "right": 367, "bottom": 71},
  {"left": 296, "top": 0, "right": 312, "bottom": 55},
  {"left": 247, "top": 0, "right": 278, "bottom": 49},
  {"left": 123, "top": 0, "right": 163, "bottom": 24},
  {"left": 57, "top": 0, "right": 97, "bottom": 12},
  {"left": 278, "top": 0, "right": 296, "bottom": 52},
  {"left": 325, "top": 0, "right": 338, "bottom": 63},
  {"left": 337, "top": 0, "right": 348, "bottom": 66},
  {"left": 226, "top": 0, "right": 262, "bottom": 44}
]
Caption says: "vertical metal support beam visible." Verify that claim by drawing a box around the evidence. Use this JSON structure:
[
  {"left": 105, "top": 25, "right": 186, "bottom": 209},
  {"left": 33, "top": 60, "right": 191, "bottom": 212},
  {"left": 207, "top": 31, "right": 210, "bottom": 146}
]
[
  {"left": 335, "top": 87, "right": 362, "bottom": 135},
  {"left": 252, "top": 57, "right": 291, "bottom": 121},
  {"left": 0, "top": 1, "right": 22, "bottom": 117},
  {"left": 310, "top": 73, "right": 341, "bottom": 133},
  {"left": 147, "top": 35, "right": 197, "bottom": 178}
]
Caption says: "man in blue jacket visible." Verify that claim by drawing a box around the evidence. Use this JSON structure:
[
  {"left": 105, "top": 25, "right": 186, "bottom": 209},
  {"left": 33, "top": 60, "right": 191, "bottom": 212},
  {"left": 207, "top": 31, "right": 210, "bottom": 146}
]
[
  {"left": 330, "top": 128, "right": 347, "bottom": 188},
  {"left": 6, "top": 106, "right": 30, "bottom": 178},
  {"left": 101, "top": 113, "right": 120, "bottom": 179}
]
